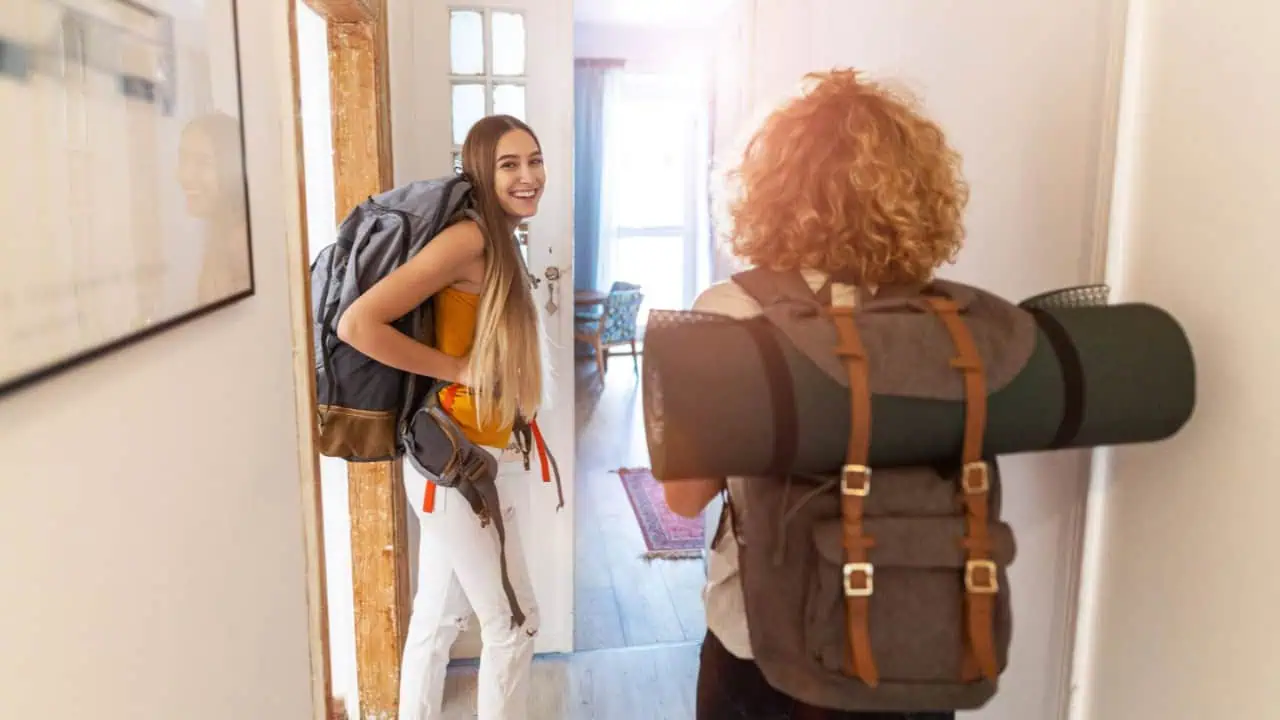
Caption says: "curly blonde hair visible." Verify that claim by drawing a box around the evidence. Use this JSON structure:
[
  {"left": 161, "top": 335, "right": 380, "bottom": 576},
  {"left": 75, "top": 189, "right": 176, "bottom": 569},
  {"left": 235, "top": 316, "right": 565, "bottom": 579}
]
[{"left": 719, "top": 69, "right": 969, "bottom": 285}]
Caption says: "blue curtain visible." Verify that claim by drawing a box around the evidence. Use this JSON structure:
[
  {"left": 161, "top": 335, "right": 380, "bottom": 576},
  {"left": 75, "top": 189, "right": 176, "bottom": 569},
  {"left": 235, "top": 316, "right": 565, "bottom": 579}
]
[{"left": 573, "top": 59, "right": 621, "bottom": 292}]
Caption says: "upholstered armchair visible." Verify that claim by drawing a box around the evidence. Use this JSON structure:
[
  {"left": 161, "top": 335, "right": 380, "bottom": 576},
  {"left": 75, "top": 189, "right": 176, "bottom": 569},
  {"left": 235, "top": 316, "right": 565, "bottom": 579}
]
[{"left": 574, "top": 281, "right": 644, "bottom": 375}]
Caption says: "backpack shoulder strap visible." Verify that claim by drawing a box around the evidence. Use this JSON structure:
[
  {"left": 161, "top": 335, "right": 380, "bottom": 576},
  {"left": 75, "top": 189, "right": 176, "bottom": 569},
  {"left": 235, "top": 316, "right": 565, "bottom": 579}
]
[
  {"left": 731, "top": 267, "right": 822, "bottom": 309},
  {"left": 732, "top": 268, "right": 851, "bottom": 388}
]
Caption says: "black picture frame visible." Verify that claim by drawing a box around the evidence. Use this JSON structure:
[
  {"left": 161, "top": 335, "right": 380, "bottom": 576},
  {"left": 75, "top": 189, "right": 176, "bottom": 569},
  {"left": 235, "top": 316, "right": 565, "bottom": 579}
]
[{"left": 0, "top": 0, "right": 254, "bottom": 398}]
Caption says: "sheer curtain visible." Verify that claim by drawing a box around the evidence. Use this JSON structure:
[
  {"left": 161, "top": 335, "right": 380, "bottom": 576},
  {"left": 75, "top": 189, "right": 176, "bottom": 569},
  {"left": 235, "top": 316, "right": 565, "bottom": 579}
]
[
  {"left": 597, "top": 72, "right": 706, "bottom": 322},
  {"left": 573, "top": 59, "right": 623, "bottom": 293},
  {"left": 594, "top": 69, "right": 624, "bottom": 295}
]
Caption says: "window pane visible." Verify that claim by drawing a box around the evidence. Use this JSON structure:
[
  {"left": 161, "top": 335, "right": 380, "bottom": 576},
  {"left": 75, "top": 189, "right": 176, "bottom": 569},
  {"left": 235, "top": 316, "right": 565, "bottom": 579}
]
[
  {"left": 450, "top": 11, "right": 484, "bottom": 75},
  {"left": 451, "top": 83, "right": 486, "bottom": 145},
  {"left": 611, "top": 75, "right": 691, "bottom": 226},
  {"left": 493, "top": 84, "right": 525, "bottom": 121},
  {"left": 613, "top": 234, "right": 685, "bottom": 322},
  {"left": 453, "top": 151, "right": 463, "bottom": 175},
  {"left": 491, "top": 12, "right": 526, "bottom": 76}
]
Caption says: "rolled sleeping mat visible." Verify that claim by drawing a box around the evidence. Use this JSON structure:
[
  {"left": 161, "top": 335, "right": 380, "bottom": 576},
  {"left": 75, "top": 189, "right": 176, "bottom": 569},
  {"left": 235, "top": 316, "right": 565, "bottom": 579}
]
[{"left": 641, "top": 286, "right": 1195, "bottom": 481}]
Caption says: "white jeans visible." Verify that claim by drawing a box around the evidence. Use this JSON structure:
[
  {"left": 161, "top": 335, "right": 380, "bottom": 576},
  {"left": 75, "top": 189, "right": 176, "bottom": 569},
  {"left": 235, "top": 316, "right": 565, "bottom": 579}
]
[{"left": 398, "top": 450, "right": 539, "bottom": 720}]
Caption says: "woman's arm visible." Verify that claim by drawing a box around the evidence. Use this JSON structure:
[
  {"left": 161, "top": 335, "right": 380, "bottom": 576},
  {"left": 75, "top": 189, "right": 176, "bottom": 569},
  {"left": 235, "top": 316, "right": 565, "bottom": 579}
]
[
  {"left": 336, "top": 220, "right": 485, "bottom": 383},
  {"left": 663, "top": 477, "right": 726, "bottom": 518}
]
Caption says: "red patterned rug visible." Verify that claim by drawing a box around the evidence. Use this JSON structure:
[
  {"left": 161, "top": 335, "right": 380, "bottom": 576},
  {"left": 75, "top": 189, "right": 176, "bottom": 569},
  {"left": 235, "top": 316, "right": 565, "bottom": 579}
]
[{"left": 617, "top": 467, "right": 705, "bottom": 560}]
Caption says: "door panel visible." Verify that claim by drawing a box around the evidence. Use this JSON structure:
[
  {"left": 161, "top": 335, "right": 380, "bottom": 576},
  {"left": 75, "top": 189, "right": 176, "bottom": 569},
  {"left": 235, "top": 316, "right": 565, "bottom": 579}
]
[{"left": 387, "top": 0, "right": 576, "bottom": 655}]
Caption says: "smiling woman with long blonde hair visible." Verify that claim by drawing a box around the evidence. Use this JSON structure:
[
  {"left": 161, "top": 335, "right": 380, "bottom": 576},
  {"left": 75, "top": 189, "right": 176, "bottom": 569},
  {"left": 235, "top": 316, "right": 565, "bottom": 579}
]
[{"left": 337, "top": 114, "right": 547, "bottom": 720}]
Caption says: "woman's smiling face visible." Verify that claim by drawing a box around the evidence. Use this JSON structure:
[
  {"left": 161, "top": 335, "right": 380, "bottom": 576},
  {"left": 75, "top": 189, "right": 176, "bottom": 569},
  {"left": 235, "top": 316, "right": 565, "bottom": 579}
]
[{"left": 492, "top": 129, "right": 545, "bottom": 220}]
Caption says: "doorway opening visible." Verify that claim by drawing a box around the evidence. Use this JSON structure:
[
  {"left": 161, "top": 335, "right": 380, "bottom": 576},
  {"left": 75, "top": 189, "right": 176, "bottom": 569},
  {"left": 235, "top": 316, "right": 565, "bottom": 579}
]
[{"left": 570, "top": 17, "right": 727, "bottom": 654}]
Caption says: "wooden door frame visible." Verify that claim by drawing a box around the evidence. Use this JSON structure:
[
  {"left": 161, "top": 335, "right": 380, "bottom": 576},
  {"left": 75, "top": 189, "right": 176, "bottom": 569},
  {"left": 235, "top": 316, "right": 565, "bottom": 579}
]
[{"left": 290, "top": 0, "right": 407, "bottom": 717}]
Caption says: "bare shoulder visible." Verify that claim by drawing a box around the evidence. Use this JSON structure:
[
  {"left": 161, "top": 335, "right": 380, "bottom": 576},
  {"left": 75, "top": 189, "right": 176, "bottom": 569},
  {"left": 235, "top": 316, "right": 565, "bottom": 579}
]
[
  {"left": 692, "top": 279, "right": 763, "bottom": 319},
  {"left": 433, "top": 218, "right": 486, "bottom": 257}
]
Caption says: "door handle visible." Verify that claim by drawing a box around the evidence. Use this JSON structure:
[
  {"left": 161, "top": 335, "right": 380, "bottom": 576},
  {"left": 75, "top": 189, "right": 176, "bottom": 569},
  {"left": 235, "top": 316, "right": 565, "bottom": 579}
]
[{"left": 541, "top": 266, "right": 567, "bottom": 315}]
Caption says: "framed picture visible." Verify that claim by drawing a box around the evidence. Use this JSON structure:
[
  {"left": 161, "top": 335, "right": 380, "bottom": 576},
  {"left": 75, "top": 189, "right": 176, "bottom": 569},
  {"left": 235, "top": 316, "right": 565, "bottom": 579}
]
[{"left": 0, "top": 0, "right": 251, "bottom": 396}]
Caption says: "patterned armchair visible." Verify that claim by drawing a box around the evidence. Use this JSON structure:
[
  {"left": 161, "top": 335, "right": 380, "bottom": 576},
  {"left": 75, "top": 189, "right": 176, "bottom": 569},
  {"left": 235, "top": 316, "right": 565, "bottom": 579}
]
[{"left": 574, "top": 281, "right": 644, "bottom": 375}]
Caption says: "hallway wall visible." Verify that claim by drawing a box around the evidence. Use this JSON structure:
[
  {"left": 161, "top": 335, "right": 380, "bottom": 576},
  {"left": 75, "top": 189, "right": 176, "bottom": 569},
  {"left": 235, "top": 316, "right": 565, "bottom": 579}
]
[
  {"left": 0, "top": 2, "right": 319, "bottom": 718},
  {"left": 1077, "top": 0, "right": 1280, "bottom": 716}
]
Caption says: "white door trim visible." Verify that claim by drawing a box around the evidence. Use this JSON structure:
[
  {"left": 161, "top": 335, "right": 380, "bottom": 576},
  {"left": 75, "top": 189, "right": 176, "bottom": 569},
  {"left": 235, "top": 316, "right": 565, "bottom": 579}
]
[{"left": 1065, "top": 0, "right": 1136, "bottom": 718}]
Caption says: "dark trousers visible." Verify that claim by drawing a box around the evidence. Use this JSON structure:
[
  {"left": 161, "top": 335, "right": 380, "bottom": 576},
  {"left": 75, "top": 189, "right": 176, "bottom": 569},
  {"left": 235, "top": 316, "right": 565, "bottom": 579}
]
[{"left": 696, "top": 630, "right": 956, "bottom": 720}]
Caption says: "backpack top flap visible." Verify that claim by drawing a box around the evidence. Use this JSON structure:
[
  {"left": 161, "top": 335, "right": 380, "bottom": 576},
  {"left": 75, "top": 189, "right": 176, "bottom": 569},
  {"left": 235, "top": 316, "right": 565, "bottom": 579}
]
[
  {"left": 320, "top": 175, "right": 475, "bottom": 324},
  {"left": 731, "top": 268, "right": 1038, "bottom": 402},
  {"left": 368, "top": 175, "right": 476, "bottom": 255}
]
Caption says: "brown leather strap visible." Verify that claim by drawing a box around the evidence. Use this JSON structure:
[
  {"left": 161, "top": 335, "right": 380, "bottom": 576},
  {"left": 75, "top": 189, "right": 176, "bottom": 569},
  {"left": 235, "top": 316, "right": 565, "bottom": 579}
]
[
  {"left": 926, "top": 297, "right": 1000, "bottom": 683},
  {"left": 827, "top": 288, "right": 879, "bottom": 688}
]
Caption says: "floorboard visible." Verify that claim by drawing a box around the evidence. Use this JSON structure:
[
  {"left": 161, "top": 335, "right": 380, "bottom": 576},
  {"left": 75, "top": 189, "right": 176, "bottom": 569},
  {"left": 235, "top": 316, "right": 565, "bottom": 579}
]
[
  {"left": 441, "top": 642, "right": 701, "bottom": 720},
  {"left": 571, "top": 355, "right": 705, "bottom": 651}
]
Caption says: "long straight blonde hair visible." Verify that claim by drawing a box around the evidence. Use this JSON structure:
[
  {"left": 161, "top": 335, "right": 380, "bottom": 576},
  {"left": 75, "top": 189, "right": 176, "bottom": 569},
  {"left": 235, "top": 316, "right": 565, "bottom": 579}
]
[{"left": 460, "top": 115, "right": 546, "bottom": 429}]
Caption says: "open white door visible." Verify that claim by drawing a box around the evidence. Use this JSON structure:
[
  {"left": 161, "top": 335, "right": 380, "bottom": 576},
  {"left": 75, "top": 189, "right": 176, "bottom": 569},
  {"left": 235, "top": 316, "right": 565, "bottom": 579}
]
[{"left": 387, "top": 0, "right": 577, "bottom": 655}]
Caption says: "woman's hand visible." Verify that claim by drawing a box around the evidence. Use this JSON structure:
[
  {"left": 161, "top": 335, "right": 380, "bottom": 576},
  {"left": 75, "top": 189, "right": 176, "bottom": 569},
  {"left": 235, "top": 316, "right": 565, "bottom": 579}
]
[
  {"left": 662, "top": 477, "right": 726, "bottom": 518},
  {"left": 454, "top": 355, "right": 473, "bottom": 388}
]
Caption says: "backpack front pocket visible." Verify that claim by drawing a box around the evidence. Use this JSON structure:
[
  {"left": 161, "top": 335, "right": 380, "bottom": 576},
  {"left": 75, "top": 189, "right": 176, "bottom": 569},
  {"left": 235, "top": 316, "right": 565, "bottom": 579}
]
[{"left": 804, "top": 515, "right": 1016, "bottom": 683}]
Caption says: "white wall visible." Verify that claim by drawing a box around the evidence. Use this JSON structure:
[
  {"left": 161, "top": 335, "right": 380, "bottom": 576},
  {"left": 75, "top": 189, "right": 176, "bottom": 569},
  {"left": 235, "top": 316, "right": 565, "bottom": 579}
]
[
  {"left": 574, "top": 22, "right": 709, "bottom": 72},
  {"left": 1077, "top": 1, "right": 1280, "bottom": 717},
  {"left": 0, "top": 2, "right": 320, "bottom": 718},
  {"left": 714, "top": 2, "right": 1127, "bottom": 718}
]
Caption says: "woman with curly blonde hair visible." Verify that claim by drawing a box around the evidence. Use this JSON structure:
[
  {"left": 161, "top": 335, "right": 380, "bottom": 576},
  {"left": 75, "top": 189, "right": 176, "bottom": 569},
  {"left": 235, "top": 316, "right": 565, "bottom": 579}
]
[{"left": 663, "top": 68, "right": 968, "bottom": 719}]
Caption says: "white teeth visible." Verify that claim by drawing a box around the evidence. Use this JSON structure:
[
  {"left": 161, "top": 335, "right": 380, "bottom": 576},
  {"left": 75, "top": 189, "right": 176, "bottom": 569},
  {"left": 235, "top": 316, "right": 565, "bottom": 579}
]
[{"left": 512, "top": 190, "right": 536, "bottom": 199}]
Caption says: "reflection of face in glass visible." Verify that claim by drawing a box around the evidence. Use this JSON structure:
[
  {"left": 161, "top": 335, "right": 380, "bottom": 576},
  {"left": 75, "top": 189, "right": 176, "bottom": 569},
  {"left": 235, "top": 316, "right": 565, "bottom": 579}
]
[
  {"left": 178, "top": 113, "right": 251, "bottom": 303},
  {"left": 177, "top": 113, "right": 245, "bottom": 222},
  {"left": 178, "top": 129, "right": 219, "bottom": 217}
]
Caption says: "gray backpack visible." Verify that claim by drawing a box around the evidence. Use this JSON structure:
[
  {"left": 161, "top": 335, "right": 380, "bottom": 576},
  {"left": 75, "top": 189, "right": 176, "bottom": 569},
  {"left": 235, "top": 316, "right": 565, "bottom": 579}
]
[
  {"left": 720, "top": 268, "right": 1032, "bottom": 713},
  {"left": 311, "top": 176, "right": 473, "bottom": 463}
]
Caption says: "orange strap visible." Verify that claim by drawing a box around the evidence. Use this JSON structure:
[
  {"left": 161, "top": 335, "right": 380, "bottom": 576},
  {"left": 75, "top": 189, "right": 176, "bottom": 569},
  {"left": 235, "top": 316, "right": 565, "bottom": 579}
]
[
  {"left": 828, "top": 297, "right": 880, "bottom": 688},
  {"left": 926, "top": 297, "right": 1000, "bottom": 683},
  {"left": 530, "top": 418, "right": 552, "bottom": 484}
]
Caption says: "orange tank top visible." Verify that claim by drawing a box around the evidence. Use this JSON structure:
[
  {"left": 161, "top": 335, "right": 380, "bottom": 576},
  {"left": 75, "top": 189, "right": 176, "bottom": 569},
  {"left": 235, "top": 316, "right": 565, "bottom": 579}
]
[{"left": 432, "top": 286, "right": 514, "bottom": 450}]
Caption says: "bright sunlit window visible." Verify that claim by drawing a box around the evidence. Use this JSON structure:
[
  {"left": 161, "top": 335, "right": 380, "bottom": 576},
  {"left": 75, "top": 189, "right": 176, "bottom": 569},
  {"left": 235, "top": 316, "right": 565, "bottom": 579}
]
[{"left": 609, "top": 72, "right": 698, "bottom": 322}]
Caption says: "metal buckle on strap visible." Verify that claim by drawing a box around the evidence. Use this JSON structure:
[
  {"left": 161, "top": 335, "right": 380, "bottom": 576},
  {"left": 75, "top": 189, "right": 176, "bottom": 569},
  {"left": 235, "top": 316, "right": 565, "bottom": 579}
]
[
  {"left": 965, "top": 559, "right": 999, "bottom": 594},
  {"left": 843, "top": 562, "right": 874, "bottom": 597},
  {"left": 961, "top": 461, "right": 990, "bottom": 495},
  {"left": 842, "top": 464, "right": 871, "bottom": 496}
]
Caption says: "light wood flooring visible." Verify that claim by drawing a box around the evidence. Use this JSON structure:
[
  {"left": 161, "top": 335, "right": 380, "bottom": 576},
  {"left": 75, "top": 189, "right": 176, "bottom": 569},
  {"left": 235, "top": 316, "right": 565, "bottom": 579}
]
[
  {"left": 572, "top": 355, "right": 707, "bottom": 651},
  {"left": 440, "top": 355, "right": 706, "bottom": 718},
  {"left": 441, "top": 641, "right": 700, "bottom": 719}
]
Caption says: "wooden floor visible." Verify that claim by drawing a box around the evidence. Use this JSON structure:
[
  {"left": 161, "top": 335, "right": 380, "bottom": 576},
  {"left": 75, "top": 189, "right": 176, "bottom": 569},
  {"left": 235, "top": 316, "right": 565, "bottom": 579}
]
[
  {"left": 441, "top": 641, "right": 700, "bottom": 719},
  {"left": 439, "top": 355, "right": 705, "bottom": 718},
  {"left": 571, "top": 354, "right": 707, "bottom": 651}
]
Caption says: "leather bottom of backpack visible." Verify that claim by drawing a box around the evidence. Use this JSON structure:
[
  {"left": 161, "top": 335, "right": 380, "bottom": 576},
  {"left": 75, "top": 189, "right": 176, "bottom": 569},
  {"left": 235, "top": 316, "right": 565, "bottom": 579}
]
[{"left": 316, "top": 404, "right": 399, "bottom": 462}]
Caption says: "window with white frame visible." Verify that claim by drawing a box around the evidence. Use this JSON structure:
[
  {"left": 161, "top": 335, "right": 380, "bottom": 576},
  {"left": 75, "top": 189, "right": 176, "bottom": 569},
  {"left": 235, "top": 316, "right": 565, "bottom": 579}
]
[
  {"left": 448, "top": 8, "right": 527, "bottom": 172},
  {"left": 448, "top": 7, "right": 530, "bottom": 260},
  {"left": 608, "top": 71, "right": 702, "bottom": 322}
]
